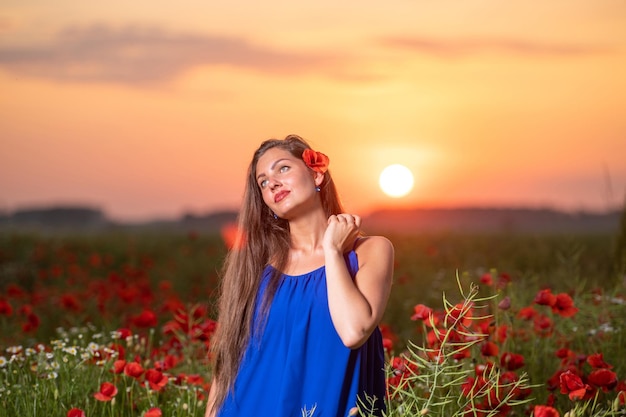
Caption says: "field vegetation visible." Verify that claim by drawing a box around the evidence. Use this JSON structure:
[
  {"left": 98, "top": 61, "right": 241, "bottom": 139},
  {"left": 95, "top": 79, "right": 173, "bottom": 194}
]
[{"left": 1, "top": 222, "right": 625, "bottom": 416}]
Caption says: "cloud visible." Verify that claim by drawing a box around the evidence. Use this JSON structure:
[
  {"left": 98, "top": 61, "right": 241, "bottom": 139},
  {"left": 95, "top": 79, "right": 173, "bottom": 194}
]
[
  {"left": 0, "top": 24, "right": 340, "bottom": 84},
  {"left": 380, "top": 35, "right": 612, "bottom": 58}
]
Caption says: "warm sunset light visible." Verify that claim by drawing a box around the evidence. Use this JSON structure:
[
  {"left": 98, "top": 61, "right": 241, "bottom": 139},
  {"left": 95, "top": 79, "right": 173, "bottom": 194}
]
[
  {"left": 379, "top": 164, "right": 414, "bottom": 198},
  {"left": 0, "top": 1, "right": 625, "bottom": 220}
]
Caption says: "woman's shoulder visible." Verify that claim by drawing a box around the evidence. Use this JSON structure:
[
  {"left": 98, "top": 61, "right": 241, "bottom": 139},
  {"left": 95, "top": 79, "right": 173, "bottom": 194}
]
[{"left": 354, "top": 235, "right": 394, "bottom": 258}]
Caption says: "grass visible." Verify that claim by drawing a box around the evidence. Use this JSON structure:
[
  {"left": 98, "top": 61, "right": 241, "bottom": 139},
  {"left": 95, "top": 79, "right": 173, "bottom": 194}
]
[{"left": 1, "top": 229, "right": 625, "bottom": 416}]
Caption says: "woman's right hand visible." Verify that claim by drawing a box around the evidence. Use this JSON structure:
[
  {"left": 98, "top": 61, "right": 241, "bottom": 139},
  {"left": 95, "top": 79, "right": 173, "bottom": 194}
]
[{"left": 323, "top": 213, "right": 361, "bottom": 254}]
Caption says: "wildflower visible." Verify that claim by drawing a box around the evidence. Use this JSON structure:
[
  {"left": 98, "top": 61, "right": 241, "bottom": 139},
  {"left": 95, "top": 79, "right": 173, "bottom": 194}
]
[
  {"left": 480, "top": 341, "right": 499, "bottom": 357},
  {"left": 497, "top": 272, "right": 512, "bottom": 289},
  {"left": 0, "top": 356, "right": 7, "bottom": 367},
  {"left": 534, "top": 289, "right": 557, "bottom": 307},
  {"left": 144, "top": 407, "right": 162, "bottom": 417},
  {"left": 559, "top": 370, "right": 592, "bottom": 401},
  {"left": 500, "top": 352, "right": 525, "bottom": 371},
  {"left": 62, "top": 347, "right": 78, "bottom": 356},
  {"left": 533, "top": 314, "right": 554, "bottom": 337},
  {"left": 497, "top": 296, "right": 511, "bottom": 310},
  {"left": 132, "top": 309, "right": 157, "bottom": 328},
  {"left": 533, "top": 405, "right": 560, "bottom": 417},
  {"left": 517, "top": 306, "right": 538, "bottom": 321},
  {"left": 67, "top": 408, "right": 86, "bottom": 417},
  {"left": 145, "top": 369, "right": 168, "bottom": 391},
  {"left": 220, "top": 222, "right": 245, "bottom": 250},
  {"left": 60, "top": 294, "right": 82, "bottom": 312},
  {"left": 552, "top": 293, "right": 578, "bottom": 317},
  {"left": 587, "top": 353, "right": 612, "bottom": 369},
  {"left": 112, "top": 359, "right": 127, "bottom": 374},
  {"left": 480, "top": 272, "right": 493, "bottom": 286},
  {"left": 0, "top": 299, "right": 12, "bottom": 316},
  {"left": 94, "top": 382, "right": 118, "bottom": 401},
  {"left": 124, "top": 361, "right": 144, "bottom": 379},
  {"left": 410, "top": 304, "right": 432, "bottom": 321},
  {"left": 588, "top": 369, "right": 618, "bottom": 392},
  {"left": 111, "top": 328, "right": 132, "bottom": 340},
  {"left": 6, "top": 346, "right": 23, "bottom": 355}
]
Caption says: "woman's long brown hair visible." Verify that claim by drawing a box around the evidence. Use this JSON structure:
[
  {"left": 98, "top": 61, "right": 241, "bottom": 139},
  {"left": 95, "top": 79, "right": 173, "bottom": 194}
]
[{"left": 210, "top": 134, "right": 344, "bottom": 413}]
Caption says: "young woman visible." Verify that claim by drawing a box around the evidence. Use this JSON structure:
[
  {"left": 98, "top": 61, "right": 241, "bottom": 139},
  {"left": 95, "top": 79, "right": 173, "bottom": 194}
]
[{"left": 205, "top": 135, "right": 394, "bottom": 417}]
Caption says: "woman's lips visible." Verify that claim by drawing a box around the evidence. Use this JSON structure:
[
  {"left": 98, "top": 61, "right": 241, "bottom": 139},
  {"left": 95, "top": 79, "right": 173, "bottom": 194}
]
[{"left": 274, "top": 190, "right": 290, "bottom": 203}]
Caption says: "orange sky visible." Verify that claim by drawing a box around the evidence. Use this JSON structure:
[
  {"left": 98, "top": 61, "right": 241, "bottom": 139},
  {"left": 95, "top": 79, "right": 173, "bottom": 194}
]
[{"left": 1, "top": 1, "right": 625, "bottom": 221}]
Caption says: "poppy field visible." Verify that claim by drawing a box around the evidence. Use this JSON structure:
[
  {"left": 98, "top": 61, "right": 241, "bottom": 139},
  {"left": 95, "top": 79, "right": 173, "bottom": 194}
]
[{"left": 1, "top": 228, "right": 625, "bottom": 417}]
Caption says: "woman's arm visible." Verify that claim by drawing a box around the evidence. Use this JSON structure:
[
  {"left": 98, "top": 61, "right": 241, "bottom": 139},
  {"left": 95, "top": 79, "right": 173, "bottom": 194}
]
[{"left": 323, "top": 214, "right": 394, "bottom": 348}]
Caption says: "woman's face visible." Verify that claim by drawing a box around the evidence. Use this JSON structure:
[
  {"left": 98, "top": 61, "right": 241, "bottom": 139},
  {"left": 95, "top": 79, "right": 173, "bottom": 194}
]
[{"left": 255, "top": 147, "right": 322, "bottom": 219}]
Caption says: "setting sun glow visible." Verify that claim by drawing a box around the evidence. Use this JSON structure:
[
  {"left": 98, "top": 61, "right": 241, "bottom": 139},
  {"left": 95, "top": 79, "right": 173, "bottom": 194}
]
[{"left": 379, "top": 164, "right": 415, "bottom": 198}]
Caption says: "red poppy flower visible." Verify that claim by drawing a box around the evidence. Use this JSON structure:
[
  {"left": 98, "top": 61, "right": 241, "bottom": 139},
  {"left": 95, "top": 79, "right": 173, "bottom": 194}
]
[
  {"left": 517, "top": 306, "right": 537, "bottom": 321},
  {"left": 60, "top": 294, "right": 82, "bottom": 312},
  {"left": 534, "top": 289, "right": 557, "bottom": 306},
  {"left": 410, "top": 304, "right": 432, "bottom": 321},
  {"left": 497, "top": 272, "right": 512, "bottom": 289},
  {"left": 481, "top": 341, "right": 499, "bottom": 357},
  {"left": 461, "top": 375, "right": 487, "bottom": 398},
  {"left": 559, "top": 370, "right": 592, "bottom": 401},
  {"left": 533, "top": 314, "right": 554, "bottom": 337},
  {"left": 495, "top": 324, "right": 508, "bottom": 343},
  {"left": 124, "top": 361, "right": 144, "bottom": 379},
  {"left": 22, "top": 312, "right": 40, "bottom": 332},
  {"left": 114, "top": 328, "right": 133, "bottom": 340},
  {"left": 533, "top": 405, "right": 560, "bottom": 417},
  {"left": 551, "top": 293, "right": 578, "bottom": 317},
  {"left": 132, "top": 309, "right": 157, "bottom": 328},
  {"left": 588, "top": 369, "right": 618, "bottom": 391},
  {"left": 94, "top": 382, "right": 118, "bottom": 401},
  {"left": 480, "top": 273, "right": 493, "bottom": 286},
  {"left": 500, "top": 352, "right": 525, "bottom": 371},
  {"left": 112, "top": 359, "right": 126, "bottom": 374},
  {"left": 220, "top": 222, "right": 246, "bottom": 250},
  {"left": 302, "top": 149, "right": 329, "bottom": 174},
  {"left": 67, "top": 408, "right": 86, "bottom": 417},
  {"left": 587, "top": 353, "right": 612, "bottom": 369},
  {"left": 446, "top": 302, "right": 473, "bottom": 327},
  {"left": 0, "top": 299, "right": 12, "bottom": 316},
  {"left": 145, "top": 369, "right": 169, "bottom": 391},
  {"left": 387, "top": 356, "right": 418, "bottom": 390},
  {"left": 144, "top": 407, "right": 162, "bottom": 417}
]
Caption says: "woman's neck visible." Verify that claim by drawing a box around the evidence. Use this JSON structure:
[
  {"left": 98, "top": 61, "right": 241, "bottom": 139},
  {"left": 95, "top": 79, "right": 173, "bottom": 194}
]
[{"left": 287, "top": 209, "right": 327, "bottom": 253}]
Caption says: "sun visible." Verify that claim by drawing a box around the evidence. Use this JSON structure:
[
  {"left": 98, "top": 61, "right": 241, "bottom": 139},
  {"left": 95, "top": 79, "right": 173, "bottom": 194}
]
[{"left": 379, "top": 164, "right": 414, "bottom": 198}]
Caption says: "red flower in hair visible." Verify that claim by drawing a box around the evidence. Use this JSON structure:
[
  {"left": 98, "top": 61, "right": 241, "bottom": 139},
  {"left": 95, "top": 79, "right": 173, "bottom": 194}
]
[{"left": 302, "top": 148, "right": 329, "bottom": 174}]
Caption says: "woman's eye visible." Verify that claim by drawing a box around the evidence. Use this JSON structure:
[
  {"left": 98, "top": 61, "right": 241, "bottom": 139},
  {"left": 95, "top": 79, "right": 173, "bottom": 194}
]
[
  {"left": 260, "top": 179, "right": 268, "bottom": 188},
  {"left": 280, "top": 165, "right": 289, "bottom": 173}
]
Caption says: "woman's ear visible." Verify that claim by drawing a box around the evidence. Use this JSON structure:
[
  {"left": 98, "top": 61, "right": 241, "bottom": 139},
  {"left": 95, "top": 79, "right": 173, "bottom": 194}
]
[{"left": 314, "top": 171, "right": 325, "bottom": 187}]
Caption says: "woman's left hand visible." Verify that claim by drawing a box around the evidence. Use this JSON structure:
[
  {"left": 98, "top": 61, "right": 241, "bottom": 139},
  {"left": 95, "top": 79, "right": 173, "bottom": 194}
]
[{"left": 323, "top": 213, "right": 361, "bottom": 254}]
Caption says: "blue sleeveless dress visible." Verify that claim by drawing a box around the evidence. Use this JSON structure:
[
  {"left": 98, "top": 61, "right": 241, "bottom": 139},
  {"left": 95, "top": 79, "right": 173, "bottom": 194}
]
[{"left": 217, "top": 250, "right": 386, "bottom": 417}]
